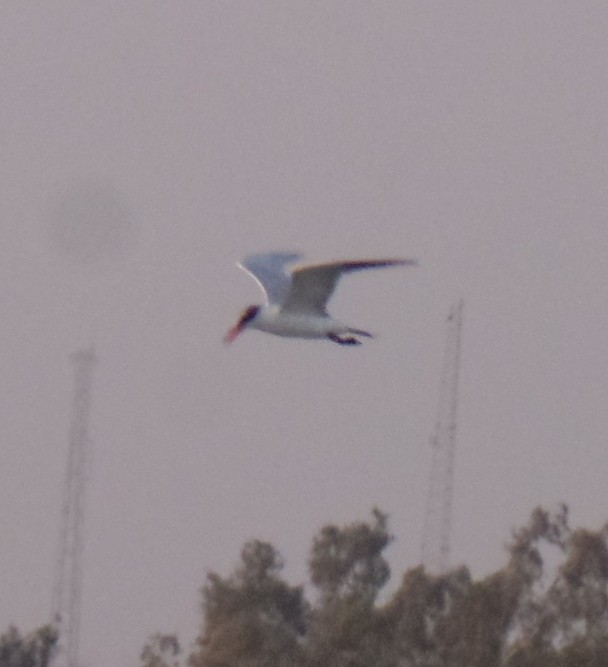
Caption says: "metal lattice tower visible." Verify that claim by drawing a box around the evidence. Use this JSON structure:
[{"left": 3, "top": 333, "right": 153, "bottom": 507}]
[
  {"left": 421, "top": 300, "right": 464, "bottom": 575},
  {"left": 51, "top": 346, "right": 97, "bottom": 667}
]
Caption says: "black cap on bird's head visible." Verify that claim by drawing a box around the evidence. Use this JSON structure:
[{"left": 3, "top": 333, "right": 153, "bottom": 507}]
[{"left": 224, "top": 305, "right": 261, "bottom": 344}]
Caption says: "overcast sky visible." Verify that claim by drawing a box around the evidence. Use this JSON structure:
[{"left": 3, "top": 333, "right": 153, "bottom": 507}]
[{"left": 2, "top": 2, "right": 608, "bottom": 665}]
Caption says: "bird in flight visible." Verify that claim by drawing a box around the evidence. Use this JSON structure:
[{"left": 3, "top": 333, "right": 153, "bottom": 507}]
[{"left": 224, "top": 252, "right": 417, "bottom": 346}]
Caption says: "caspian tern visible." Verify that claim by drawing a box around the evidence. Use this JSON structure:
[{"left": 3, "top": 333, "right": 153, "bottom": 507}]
[{"left": 224, "top": 252, "right": 417, "bottom": 345}]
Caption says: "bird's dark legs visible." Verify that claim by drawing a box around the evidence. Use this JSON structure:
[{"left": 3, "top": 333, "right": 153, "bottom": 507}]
[{"left": 328, "top": 333, "right": 362, "bottom": 345}]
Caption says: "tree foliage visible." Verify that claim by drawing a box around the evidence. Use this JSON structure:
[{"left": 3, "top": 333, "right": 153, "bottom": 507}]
[
  {"left": 189, "top": 540, "right": 308, "bottom": 667},
  {"left": 305, "top": 508, "right": 393, "bottom": 666},
  {"left": 142, "top": 506, "right": 608, "bottom": 667},
  {"left": 0, "top": 624, "right": 57, "bottom": 667},
  {"left": 140, "top": 633, "right": 181, "bottom": 667}
]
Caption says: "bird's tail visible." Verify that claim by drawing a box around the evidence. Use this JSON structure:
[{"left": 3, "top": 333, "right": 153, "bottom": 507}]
[{"left": 348, "top": 327, "right": 374, "bottom": 338}]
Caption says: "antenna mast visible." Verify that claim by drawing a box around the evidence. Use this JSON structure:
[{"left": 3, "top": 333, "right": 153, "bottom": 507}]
[
  {"left": 52, "top": 346, "right": 97, "bottom": 667},
  {"left": 421, "top": 300, "right": 463, "bottom": 575}
]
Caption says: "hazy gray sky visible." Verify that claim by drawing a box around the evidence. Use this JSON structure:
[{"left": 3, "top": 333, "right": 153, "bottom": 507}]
[{"left": 3, "top": 2, "right": 608, "bottom": 665}]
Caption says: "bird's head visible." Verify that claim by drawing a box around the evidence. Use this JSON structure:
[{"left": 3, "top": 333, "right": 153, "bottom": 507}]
[{"left": 223, "top": 305, "right": 261, "bottom": 344}]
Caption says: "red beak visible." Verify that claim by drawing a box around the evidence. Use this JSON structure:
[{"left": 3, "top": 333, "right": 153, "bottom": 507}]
[{"left": 223, "top": 323, "right": 243, "bottom": 344}]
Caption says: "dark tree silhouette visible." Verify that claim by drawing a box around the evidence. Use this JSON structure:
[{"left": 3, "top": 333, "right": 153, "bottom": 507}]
[
  {"left": 0, "top": 624, "right": 57, "bottom": 667},
  {"left": 138, "top": 506, "right": 608, "bottom": 667},
  {"left": 189, "top": 540, "right": 308, "bottom": 667}
]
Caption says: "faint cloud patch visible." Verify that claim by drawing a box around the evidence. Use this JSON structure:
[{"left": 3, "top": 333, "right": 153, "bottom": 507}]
[{"left": 47, "top": 181, "right": 138, "bottom": 266}]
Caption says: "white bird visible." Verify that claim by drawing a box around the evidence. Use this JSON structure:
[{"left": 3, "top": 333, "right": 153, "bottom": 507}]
[{"left": 224, "top": 252, "right": 417, "bottom": 345}]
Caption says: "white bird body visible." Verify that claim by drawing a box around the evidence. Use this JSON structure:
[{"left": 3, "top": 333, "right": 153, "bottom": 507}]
[
  {"left": 249, "top": 304, "right": 352, "bottom": 339},
  {"left": 224, "top": 252, "right": 417, "bottom": 345}
]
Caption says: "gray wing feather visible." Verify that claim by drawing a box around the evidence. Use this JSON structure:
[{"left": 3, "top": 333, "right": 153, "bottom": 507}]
[
  {"left": 239, "top": 252, "right": 302, "bottom": 305},
  {"left": 281, "top": 258, "right": 417, "bottom": 314}
]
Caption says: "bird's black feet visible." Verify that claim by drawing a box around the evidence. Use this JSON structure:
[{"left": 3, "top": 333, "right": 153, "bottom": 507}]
[{"left": 328, "top": 333, "right": 362, "bottom": 345}]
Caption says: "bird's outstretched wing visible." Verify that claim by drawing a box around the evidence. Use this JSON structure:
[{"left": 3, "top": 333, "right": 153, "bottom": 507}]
[
  {"left": 281, "top": 258, "right": 417, "bottom": 315},
  {"left": 238, "top": 252, "right": 302, "bottom": 305}
]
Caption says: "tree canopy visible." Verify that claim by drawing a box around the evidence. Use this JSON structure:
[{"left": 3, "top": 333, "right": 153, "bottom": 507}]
[
  {"left": 0, "top": 624, "right": 57, "bottom": 667},
  {"left": 5, "top": 506, "right": 607, "bottom": 666},
  {"left": 181, "top": 506, "right": 608, "bottom": 667}
]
